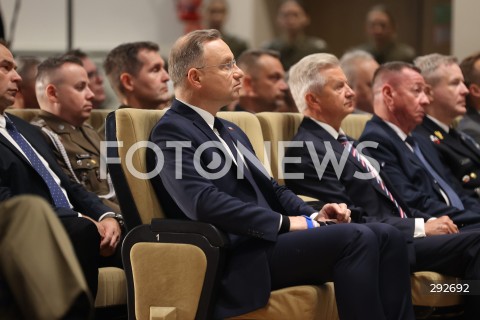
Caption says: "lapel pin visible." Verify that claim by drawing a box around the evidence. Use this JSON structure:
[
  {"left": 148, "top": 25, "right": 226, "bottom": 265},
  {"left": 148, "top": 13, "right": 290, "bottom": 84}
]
[
  {"left": 434, "top": 131, "right": 444, "bottom": 140},
  {"left": 430, "top": 135, "right": 440, "bottom": 144}
]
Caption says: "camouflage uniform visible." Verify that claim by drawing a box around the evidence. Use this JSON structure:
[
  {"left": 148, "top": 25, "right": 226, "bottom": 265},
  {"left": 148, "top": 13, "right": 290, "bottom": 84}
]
[{"left": 31, "top": 110, "right": 120, "bottom": 213}]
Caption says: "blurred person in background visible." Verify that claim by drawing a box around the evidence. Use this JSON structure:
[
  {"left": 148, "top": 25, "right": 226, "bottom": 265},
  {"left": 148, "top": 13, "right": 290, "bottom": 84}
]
[
  {"left": 356, "top": 4, "right": 415, "bottom": 64},
  {"left": 104, "top": 41, "right": 172, "bottom": 110},
  {"left": 340, "top": 50, "right": 379, "bottom": 114},
  {"left": 263, "top": 0, "right": 328, "bottom": 71},
  {"left": 12, "top": 57, "right": 41, "bottom": 109},
  {"left": 204, "top": 0, "right": 248, "bottom": 59},
  {"left": 235, "top": 49, "right": 296, "bottom": 113}
]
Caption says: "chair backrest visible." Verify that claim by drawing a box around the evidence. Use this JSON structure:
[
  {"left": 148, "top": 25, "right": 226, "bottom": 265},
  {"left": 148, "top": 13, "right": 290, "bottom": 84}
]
[
  {"left": 341, "top": 113, "right": 372, "bottom": 140},
  {"left": 106, "top": 109, "right": 166, "bottom": 229},
  {"left": 256, "top": 112, "right": 373, "bottom": 184},
  {"left": 106, "top": 109, "right": 272, "bottom": 229},
  {"left": 256, "top": 112, "right": 304, "bottom": 184}
]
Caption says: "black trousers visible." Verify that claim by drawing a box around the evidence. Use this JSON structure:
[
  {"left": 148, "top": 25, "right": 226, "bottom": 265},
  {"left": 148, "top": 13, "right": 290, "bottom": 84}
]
[
  {"left": 60, "top": 216, "right": 100, "bottom": 298},
  {"left": 268, "top": 222, "right": 414, "bottom": 320},
  {"left": 414, "top": 230, "right": 480, "bottom": 320}
]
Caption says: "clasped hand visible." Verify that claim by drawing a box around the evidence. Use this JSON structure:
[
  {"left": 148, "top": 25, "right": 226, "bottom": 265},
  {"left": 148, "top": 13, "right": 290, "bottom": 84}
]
[{"left": 289, "top": 203, "right": 351, "bottom": 231}]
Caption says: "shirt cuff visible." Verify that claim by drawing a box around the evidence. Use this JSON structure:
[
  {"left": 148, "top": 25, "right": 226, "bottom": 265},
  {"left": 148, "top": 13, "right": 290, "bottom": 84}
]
[
  {"left": 99, "top": 212, "right": 116, "bottom": 222},
  {"left": 413, "top": 218, "right": 426, "bottom": 238},
  {"left": 310, "top": 211, "right": 319, "bottom": 220}
]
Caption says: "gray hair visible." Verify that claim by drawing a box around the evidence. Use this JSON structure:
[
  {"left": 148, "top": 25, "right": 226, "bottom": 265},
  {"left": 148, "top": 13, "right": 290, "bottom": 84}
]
[
  {"left": 169, "top": 29, "right": 221, "bottom": 87},
  {"left": 413, "top": 53, "right": 458, "bottom": 86},
  {"left": 340, "top": 50, "right": 375, "bottom": 87},
  {"left": 288, "top": 53, "right": 339, "bottom": 113}
]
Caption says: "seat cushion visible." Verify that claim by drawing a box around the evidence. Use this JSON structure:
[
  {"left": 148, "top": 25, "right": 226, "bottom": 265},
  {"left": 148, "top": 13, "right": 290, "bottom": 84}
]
[
  {"left": 131, "top": 242, "right": 207, "bottom": 320},
  {"left": 411, "top": 271, "right": 463, "bottom": 307},
  {"left": 227, "top": 283, "right": 338, "bottom": 320},
  {"left": 95, "top": 267, "right": 127, "bottom": 307}
]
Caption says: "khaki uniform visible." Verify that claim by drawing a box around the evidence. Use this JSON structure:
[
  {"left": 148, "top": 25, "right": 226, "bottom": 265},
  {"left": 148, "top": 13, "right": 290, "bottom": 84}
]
[
  {"left": 31, "top": 111, "right": 120, "bottom": 213},
  {"left": 0, "top": 195, "right": 92, "bottom": 320}
]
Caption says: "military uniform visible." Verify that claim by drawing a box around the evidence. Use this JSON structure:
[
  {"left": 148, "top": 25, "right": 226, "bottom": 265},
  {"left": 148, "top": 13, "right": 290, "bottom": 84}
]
[
  {"left": 31, "top": 110, "right": 120, "bottom": 212},
  {"left": 263, "top": 34, "right": 328, "bottom": 71},
  {"left": 414, "top": 116, "right": 480, "bottom": 197}
]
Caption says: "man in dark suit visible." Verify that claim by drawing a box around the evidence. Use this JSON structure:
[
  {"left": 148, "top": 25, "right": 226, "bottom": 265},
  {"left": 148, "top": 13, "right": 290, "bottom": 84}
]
[
  {"left": 458, "top": 52, "right": 480, "bottom": 143},
  {"left": 360, "top": 61, "right": 480, "bottom": 230},
  {"left": 147, "top": 29, "right": 414, "bottom": 320},
  {"left": 285, "top": 53, "right": 480, "bottom": 319},
  {"left": 0, "top": 43, "right": 122, "bottom": 300},
  {"left": 413, "top": 54, "right": 480, "bottom": 197}
]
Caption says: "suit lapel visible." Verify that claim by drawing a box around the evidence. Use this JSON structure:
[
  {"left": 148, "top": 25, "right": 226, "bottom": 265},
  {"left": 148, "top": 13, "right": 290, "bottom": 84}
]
[
  {"left": 170, "top": 101, "right": 273, "bottom": 204},
  {"left": 305, "top": 118, "right": 391, "bottom": 200},
  {"left": 422, "top": 117, "right": 480, "bottom": 163},
  {"left": 0, "top": 132, "right": 32, "bottom": 166}
]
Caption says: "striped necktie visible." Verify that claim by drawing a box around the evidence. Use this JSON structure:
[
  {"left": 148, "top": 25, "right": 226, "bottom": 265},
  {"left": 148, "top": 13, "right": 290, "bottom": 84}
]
[{"left": 338, "top": 134, "right": 406, "bottom": 218}]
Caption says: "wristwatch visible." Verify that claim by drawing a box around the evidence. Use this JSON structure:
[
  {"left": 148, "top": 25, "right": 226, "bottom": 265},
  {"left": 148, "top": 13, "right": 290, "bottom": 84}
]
[{"left": 102, "top": 212, "right": 125, "bottom": 227}]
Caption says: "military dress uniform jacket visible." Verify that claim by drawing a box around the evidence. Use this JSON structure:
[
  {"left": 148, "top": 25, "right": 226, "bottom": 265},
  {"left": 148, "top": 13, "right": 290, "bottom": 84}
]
[
  {"left": 31, "top": 110, "right": 120, "bottom": 213},
  {"left": 414, "top": 116, "right": 480, "bottom": 197}
]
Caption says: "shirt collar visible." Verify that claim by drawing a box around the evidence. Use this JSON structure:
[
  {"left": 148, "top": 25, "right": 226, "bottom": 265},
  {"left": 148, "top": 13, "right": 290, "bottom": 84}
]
[
  {"left": 426, "top": 114, "right": 449, "bottom": 133},
  {"left": 308, "top": 117, "right": 346, "bottom": 140},
  {"left": 0, "top": 113, "right": 6, "bottom": 129},
  {"left": 176, "top": 98, "right": 215, "bottom": 130},
  {"left": 384, "top": 120, "right": 409, "bottom": 142}
]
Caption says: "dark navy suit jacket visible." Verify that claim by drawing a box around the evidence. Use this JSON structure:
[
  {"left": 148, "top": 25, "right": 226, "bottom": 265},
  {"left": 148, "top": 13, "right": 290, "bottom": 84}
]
[
  {"left": 360, "top": 115, "right": 480, "bottom": 227},
  {"left": 415, "top": 116, "right": 480, "bottom": 193},
  {"left": 0, "top": 114, "right": 111, "bottom": 219},
  {"left": 147, "top": 100, "right": 315, "bottom": 318},
  {"left": 285, "top": 117, "right": 416, "bottom": 240}
]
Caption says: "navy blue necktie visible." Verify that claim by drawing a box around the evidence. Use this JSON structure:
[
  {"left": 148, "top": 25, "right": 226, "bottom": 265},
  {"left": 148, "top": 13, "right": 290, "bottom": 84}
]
[
  {"left": 214, "top": 117, "right": 270, "bottom": 209},
  {"left": 5, "top": 117, "right": 71, "bottom": 208},
  {"left": 338, "top": 134, "right": 406, "bottom": 218},
  {"left": 405, "top": 135, "right": 464, "bottom": 210}
]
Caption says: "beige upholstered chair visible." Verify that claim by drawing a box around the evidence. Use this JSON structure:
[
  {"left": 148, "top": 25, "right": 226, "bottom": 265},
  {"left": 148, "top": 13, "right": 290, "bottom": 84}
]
[
  {"left": 255, "top": 111, "right": 464, "bottom": 318},
  {"left": 255, "top": 112, "right": 372, "bottom": 185},
  {"left": 106, "top": 108, "right": 340, "bottom": 320},
  {"left": 5, "top": 108, "right": 127, "bottom": 312}
]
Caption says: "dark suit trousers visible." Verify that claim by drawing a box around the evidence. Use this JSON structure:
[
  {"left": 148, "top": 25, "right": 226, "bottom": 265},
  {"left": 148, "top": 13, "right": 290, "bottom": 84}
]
[
  {"left": 60, "top": 216, "right": 100, "bottom": 298},
  {"left": 414, "top": 231, "right": 480, "bottom": 320},
  {"left": 267, "top": 223, "right": 414, "bottom": 320}
]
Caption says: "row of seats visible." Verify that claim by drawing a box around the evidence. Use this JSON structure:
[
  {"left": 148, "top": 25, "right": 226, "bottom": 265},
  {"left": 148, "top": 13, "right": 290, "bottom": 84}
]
[
  {"left": 105, "top": 109, "right": 463, "bottom": 320},
  {"left": 4, "top": 109, "right": 127, "bottom": 315}
]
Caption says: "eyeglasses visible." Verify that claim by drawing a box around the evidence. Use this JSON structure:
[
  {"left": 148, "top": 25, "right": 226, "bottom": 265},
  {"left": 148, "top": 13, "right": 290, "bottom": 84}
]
[{"left": 195, "top": 59, "right": 237, "bottom": 73}]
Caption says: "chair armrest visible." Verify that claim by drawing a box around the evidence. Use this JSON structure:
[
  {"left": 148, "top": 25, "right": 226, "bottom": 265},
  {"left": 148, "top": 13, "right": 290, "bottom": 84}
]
[
  {"left": 150, "top": 218, "right": 229, "bottom": 247},
  {"left": 122, "top": 219, "right": 229, "bottom": 320}
]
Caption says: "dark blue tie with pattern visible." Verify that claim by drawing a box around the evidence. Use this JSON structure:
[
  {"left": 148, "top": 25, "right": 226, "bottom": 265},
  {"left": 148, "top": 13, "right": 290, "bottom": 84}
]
[
  {"left": 5, "top": 116, "right": 71, "bottom": 208},
  {"left": 405, "top": 135, "right": 464, "bottom": 210}
]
